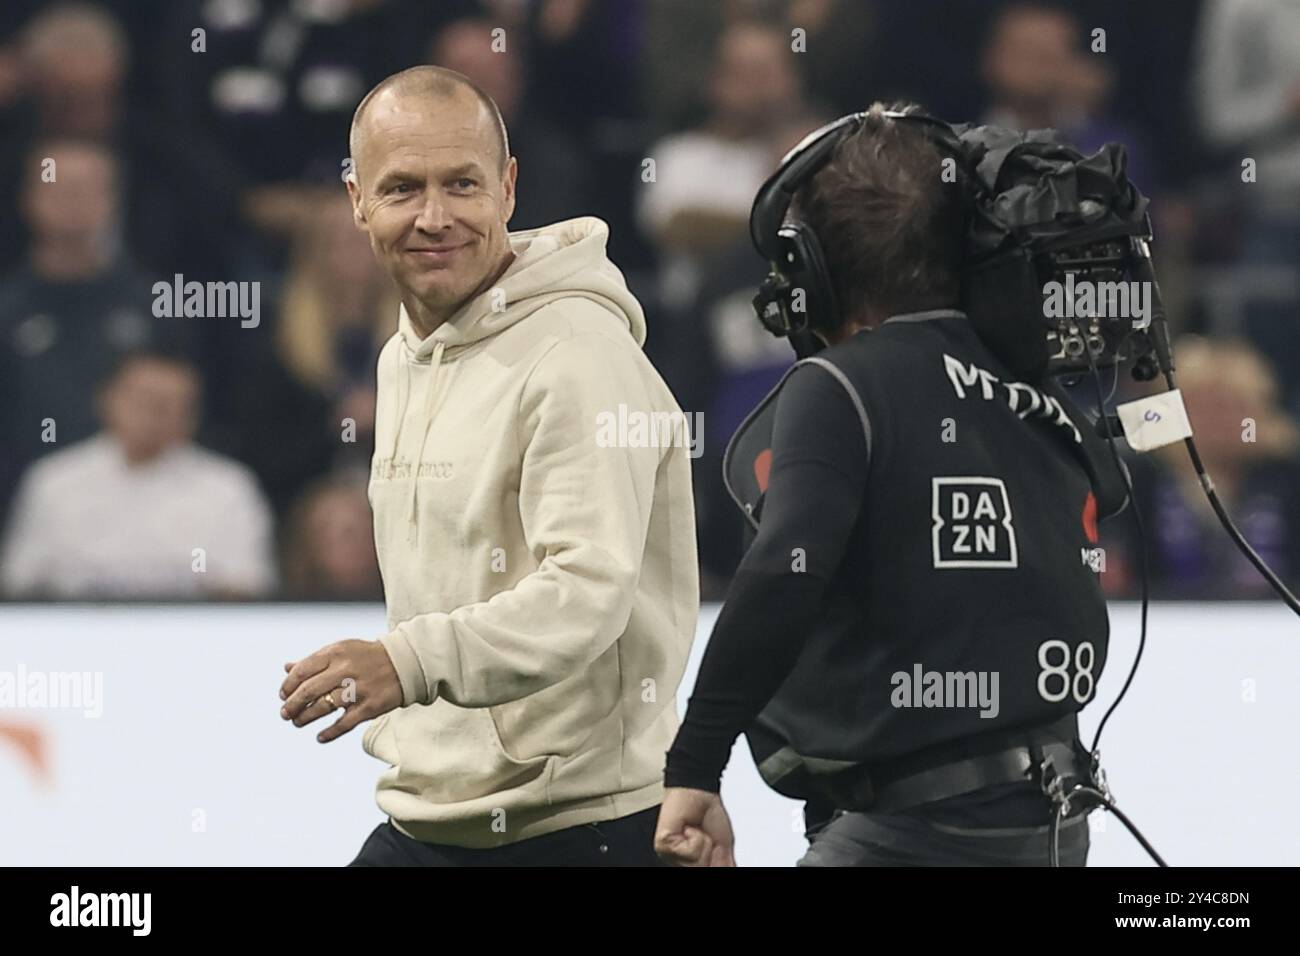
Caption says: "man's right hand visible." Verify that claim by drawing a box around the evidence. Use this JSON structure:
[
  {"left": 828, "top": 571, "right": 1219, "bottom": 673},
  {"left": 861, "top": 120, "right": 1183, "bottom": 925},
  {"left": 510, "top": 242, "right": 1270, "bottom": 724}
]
[{"left": 654, "top": 787, "right": 737, "bottom": 867}]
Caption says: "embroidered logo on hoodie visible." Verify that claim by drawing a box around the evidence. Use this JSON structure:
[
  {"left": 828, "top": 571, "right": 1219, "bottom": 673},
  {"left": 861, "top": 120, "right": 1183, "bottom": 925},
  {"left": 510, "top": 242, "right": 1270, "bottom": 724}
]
[{"left": 372, "top": 457, "right": 455, "bottom": 481}]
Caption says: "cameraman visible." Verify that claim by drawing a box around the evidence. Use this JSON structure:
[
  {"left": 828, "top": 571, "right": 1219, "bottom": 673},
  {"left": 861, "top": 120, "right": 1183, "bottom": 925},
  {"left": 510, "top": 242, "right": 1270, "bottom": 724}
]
[{"left": 654, "top": 103, "right": 1124, "bottom": 867}]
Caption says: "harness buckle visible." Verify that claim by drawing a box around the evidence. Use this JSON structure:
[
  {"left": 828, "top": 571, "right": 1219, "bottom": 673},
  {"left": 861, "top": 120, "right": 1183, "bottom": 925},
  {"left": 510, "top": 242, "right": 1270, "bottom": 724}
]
[
  {"left": 1037, "top": 753, "right": 1074, "bottom": 817},
  {"left": 1091, "top": 749, "right": 1114, "bottom": 805}
]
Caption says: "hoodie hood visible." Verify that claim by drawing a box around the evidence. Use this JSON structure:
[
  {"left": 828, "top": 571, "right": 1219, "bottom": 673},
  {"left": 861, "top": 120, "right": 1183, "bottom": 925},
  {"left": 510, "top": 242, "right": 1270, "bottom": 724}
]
[
  {"left": 396, "top": 216, "right": 646, "bottom": 362},
  {"left": 386, "top": 216, "right": 646, "bottom": 542}
]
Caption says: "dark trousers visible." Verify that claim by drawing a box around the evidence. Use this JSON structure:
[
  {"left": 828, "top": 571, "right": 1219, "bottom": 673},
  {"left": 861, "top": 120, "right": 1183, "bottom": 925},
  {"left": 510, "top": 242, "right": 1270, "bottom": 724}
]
[
  {"left": 348, "top": 806, "right": 663, "bottom": 867},
  {"left": 797, "top": 808, "right": 1091, "bottom": 867}
]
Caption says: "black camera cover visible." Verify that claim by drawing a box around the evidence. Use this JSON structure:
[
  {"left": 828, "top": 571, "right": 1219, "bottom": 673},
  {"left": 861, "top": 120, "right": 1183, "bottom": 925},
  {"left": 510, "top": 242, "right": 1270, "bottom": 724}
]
[
  {"left": 953, "top": 124, "right": 1149, "bottom": 261},
  {"left": 951, "top": 124, "right": 1152, "bottom": 381}
]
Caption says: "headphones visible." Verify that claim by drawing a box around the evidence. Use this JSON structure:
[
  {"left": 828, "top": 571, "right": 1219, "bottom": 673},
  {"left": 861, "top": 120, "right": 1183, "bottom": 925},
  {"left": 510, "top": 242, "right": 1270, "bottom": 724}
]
[{"left": 749, "top": 109, "right": 976, "bottom": 354}]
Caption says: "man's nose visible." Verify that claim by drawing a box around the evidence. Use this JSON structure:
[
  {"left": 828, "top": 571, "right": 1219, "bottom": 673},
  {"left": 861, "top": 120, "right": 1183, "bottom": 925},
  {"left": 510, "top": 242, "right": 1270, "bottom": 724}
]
[{"left": 413, "top": 190, "right": 454, "bottom": 234}]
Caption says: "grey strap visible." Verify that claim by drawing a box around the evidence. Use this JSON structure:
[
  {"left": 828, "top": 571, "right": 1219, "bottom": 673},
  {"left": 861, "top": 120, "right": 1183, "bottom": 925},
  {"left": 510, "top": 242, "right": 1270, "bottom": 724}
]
[{"left": 799, "top": 356, "right": 873, "bottom": 462}]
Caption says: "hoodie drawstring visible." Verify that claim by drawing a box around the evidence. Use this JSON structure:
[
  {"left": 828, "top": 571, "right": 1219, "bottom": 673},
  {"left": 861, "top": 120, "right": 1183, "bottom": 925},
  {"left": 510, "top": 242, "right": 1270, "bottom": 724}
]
[
  {"left": 389, "top": 346, "right": 412, "bottom": 463},
  {"left": 406, "top": 339, "right": 447, "bottom": 544}
]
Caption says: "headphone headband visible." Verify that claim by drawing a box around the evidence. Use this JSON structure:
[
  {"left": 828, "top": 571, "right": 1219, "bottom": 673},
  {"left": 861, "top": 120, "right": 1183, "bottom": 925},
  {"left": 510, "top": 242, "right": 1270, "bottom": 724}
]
[{"left": 748, "top": 109, "right": 969, "bottom": 351}]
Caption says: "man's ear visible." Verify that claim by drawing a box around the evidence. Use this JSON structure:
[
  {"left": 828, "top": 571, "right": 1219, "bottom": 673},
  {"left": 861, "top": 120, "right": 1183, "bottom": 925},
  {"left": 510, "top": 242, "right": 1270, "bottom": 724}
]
[
  {"left": 500, "top": 156, "right": 518, "bottom": 225},
  {"left": 346, "top": 175, "right": 368, "bottom": 231}
]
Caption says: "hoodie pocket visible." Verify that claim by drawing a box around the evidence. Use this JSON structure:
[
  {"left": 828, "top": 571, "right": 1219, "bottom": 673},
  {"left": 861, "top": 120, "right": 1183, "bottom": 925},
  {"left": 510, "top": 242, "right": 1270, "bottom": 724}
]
[
  {"left": 389, "top": 702, "right": 554, "bottom": 804},
  {"left": 486, "top": 707, "right": 558, "bottom": 801},
  {"left": 486, "top": 648, "right": 623, "bottom": 769}
]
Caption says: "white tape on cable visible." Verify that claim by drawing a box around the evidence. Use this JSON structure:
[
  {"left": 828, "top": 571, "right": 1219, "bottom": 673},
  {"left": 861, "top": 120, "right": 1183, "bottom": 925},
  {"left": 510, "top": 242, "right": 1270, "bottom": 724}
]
[{"left": 1116, "top": 388, "right": 1194, "bottom": 452}]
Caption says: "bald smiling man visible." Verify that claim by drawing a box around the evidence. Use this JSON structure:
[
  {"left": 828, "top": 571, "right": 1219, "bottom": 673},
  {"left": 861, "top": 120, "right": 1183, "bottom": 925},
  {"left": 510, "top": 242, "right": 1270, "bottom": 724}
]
[{"left": 276, "top": 66, "right": 700, "bottom": 866}]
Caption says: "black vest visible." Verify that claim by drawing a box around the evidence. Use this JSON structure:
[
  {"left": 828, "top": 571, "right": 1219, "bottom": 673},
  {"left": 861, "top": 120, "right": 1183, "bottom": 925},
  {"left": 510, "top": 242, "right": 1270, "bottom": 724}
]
[{"left": 723, "top": 311, "right": 1127, "bottom": 796}]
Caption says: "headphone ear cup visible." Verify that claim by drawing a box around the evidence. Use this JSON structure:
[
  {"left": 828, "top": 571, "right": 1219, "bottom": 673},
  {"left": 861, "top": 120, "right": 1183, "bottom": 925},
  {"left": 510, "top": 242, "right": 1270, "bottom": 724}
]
[{"left": 786, "top": 224, "right": 837, "bottom": 332}]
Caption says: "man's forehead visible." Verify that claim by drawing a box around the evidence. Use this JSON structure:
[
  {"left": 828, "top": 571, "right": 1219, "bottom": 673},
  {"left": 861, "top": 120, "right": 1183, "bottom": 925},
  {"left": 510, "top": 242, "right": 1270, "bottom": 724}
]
[
  {"left": 356, "top": 89, "right": 495, "bottom": 168},
  {"left": 372, "top": 146, "right": 487, "bottom": 179}
]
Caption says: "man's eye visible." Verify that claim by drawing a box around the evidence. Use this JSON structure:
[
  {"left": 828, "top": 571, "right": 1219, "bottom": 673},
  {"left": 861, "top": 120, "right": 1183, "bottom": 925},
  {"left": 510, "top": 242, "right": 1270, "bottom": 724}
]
[
  {"left": 454, "top": 178, "right": 476, "bottom": 190},
  {"left": 393, "top": 183, "right": 416, "bottom": 194}
]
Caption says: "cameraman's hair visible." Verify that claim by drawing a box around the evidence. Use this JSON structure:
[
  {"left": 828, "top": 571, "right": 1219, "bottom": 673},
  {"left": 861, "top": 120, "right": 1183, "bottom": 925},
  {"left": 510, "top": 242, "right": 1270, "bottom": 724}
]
[{"left": 794, "top": 102, "right": 965, "bottom": 332}]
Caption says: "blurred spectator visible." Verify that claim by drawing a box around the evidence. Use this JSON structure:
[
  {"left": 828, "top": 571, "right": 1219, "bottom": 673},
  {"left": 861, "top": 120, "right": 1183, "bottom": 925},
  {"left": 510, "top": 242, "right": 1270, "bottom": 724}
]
[
  {"left": 1055, "top": 44, "right": 1153, "bottom": 192},
  {"left": 638, "top": 15, "right": 819, "bottom": 349},
  {"left": 642, "top": 0, "right": 734, "bottom": 133},
  {"left": 280, "top": 477, "right": 382, "bottom": 599},
  {"left": 1, "top": 349, "right": 276, "bottom": 599},
  {"left": 218, "top": 195, "right": 395, "bottom": 515},
  {"left": 521, "top": 0, "right": 642, "bottom": 145},
  {"left": 0, "top": 138, "right": 190, "bottom": 525},
  {"left": 778, "top": 0, "right": 880, "bottom": 115},
  {"left": 516, "top": 0, "right": 652, "bottom": 268},
  {"left": 981, "top": 2, "right": 1078, "bottom": 130},
  {"left": 1195, "top": 0, "right": 1300, "bottom": 412},
  {"left": 977, "top": 2, "right": 1190, "bottom": 319},
  {"left": 638, "top": 17, "right": 826, "bottom": 594},
  {"left": 980, "top": 2, "right": 1152, "bottom": 191},
  {"left": 0, "top": 2, "right": 243, "bottom": 277},
  {"left": 20, "top": 3, "right": 124, "bottom": 137},
  {"left": 1101, "top": 336, "right": 1300, "bottom": 599},
  {"left": 636, "top": 18, "right": 829, "bottom": 595},
  {"left": 156, "top": 0, "right": 481, "bottom": 249},
  {"left": 639, "top": 19, "right": 811, "bottom": 265},
  {"left": 429, "top": 16, "right": 590, "bottom": 230},
  {"left": 643, "top": 0, "right": 879, "bottom": 129}
]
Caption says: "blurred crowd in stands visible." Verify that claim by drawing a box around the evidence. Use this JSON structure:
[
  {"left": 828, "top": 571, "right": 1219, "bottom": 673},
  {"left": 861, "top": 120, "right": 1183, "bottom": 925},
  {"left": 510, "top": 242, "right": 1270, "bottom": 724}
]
[{"left": 0, "top": 0, "right": 1297, "bottom": 602}]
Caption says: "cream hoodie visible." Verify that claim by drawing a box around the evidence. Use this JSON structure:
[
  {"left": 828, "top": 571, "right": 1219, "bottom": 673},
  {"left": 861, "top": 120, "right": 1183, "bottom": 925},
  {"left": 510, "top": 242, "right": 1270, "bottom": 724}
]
[{"left": 364, "top": 217, "right": 699, "bottom": 847}]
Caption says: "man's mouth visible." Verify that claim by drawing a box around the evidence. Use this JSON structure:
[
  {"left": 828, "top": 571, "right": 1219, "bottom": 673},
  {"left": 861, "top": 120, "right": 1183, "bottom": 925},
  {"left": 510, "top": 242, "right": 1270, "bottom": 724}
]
[{"left": 406, "top": 243, "right": 469, "bottom": 265}]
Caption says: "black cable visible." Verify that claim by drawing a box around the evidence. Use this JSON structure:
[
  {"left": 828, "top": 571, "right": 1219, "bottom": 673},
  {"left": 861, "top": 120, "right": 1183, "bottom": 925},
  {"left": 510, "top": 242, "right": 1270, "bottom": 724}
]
[
  {"left": 1097, "top": 791, "right": 1168, "bottom": 867},
  {"left": 1084, "top": 347, "right": 1150, "bottom": 757},
  {"left": 1047, "top": 783, "right": 1168, "bottom": 867},
  {"left": 1043, "top": 344, "right": 1165, "bottom": 867},
  {"left": 1161, "top": 369, "right": 1300, "bottom": 617}
]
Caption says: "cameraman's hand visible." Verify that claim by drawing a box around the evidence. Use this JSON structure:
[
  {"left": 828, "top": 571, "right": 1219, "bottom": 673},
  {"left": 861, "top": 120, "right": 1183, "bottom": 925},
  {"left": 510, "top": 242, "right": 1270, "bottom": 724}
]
[{"left": 654, "top": 787, "right": 737, "bottom": 866}]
